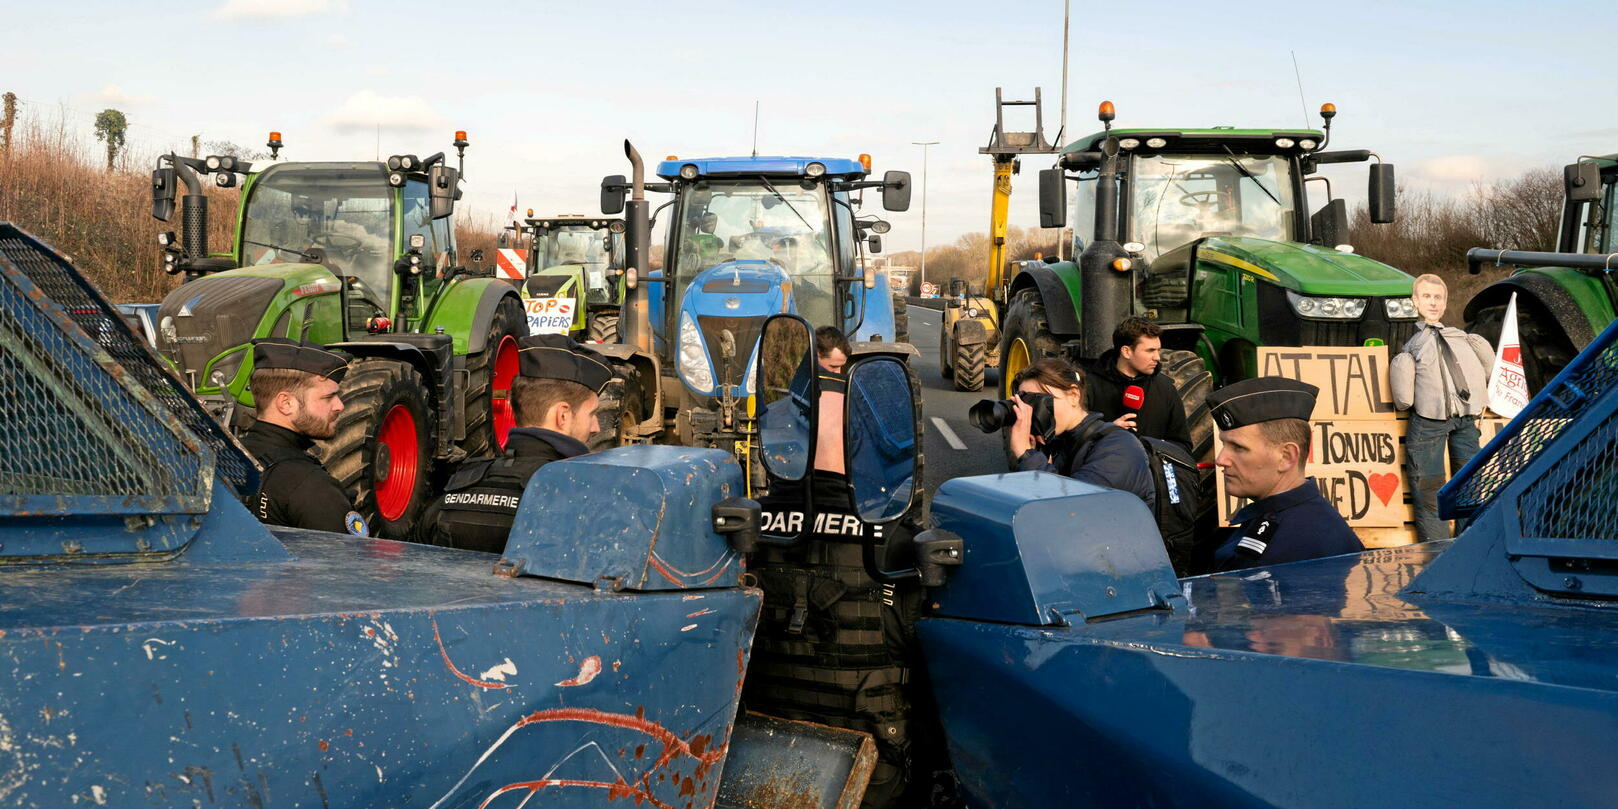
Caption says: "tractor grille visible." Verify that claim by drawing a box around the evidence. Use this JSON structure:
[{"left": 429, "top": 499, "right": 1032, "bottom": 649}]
[
  {"left": 698, "top": 315, "right": 766, "bottom": 389},
  {"left": 155, "top": 275, "right": 282, "bottom": 380},
  {"left": 1258, "top": 285, "right": 1419, "bottom": 348},
  {"left": 0, "top": 225, "right": 258, "bottom": 508}
]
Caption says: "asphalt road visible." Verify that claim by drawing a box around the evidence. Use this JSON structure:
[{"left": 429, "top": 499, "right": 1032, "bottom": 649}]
[{"left": 909, "top": 304, "right": 1016, "bottom": 499}]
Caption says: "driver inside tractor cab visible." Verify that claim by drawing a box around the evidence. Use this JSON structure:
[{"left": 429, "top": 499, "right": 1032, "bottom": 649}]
[
  {"left": 241, "top": 166, "right": 395, "bottom": 305},
  {"left": 1129, "top": 153, "right": 1296, "bottom": 262},
  {"left": 674, "top": 182, "right": 839, "bottom": 325}
]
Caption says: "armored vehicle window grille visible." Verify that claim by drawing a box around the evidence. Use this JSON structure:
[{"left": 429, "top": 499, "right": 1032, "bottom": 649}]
[
  {"left": 0, "top": 226, "right": 254, "bottom": 508},
  {"left": 1442, "top": 322, "right": 1618, "bottom": 517},
  {"left": 1519, "top": 406, "right": 1618, "bottom": 540}
]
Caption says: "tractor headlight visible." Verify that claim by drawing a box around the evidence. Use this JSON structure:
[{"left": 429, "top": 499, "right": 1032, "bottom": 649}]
[
  {"left": 1299, "top": 138, "right": 1318, "bottom": 150},
  {"left": 388, "top": 171, "right": 406, "bottom": 187},
  {"left": 1274, "top": 137, "right": 1295, "bottom": 149},
  {"left": 205, "top": 155, "right": 222, "bottom": 171},
  {"left": 678, "top": 312, "right": 715, "bottom": 393},
  {"left": 214, "top": 172, "right": 235, "bottom": 187},
  {"left": 744, "top": 354, "right": 758, "bottom": 396},
  {"left": 1384, "top": 297, "right": 1418, "bottom": 319},
  {"left": 1287, "top": 291, "right": 1367, "bottom": 320},
  {"left": 805, "top": 162, "right": 826, "bottom": 177},
  {"left": 966, "top": 307, "right": 979, "bottom": 318},
  {"left": 1118, "top": 138, "right": 1140, "bottom": 149},
  {"left": 679, "top": 163, "right": 699, "bottom": 180},
  {"left": 1145, "top": 137, "right": 1167, "bottom": 148}
]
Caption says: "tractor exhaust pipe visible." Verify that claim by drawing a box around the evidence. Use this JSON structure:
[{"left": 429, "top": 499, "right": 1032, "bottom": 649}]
[
  {"left": 169, "top": 154, "right": 209, "bottom": 260},
  {"left": 622, "top": 140, "right": 652, "bottom": 353},
  {"left": 1079, "top": 139, "right": 1128, "bottom": 361}
]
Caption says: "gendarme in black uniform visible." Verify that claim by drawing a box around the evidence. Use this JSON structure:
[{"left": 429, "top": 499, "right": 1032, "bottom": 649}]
[
  {"left": 423, "top": 334, "right": 613, "bottom": 554},
  {"left": 239, "top": 339, "right": 368, "bottom": 536},
  {"left": 1205, "top": 377, "right": 1363, "bottom": 572}
]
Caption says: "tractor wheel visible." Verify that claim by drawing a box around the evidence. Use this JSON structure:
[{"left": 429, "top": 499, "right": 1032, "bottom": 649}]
[
  {"left": 1160, "top": 349, "right": 1215, "bottom": 462},
  {"left": 997, "top": 287, "right": 1065, "bottom": 464},
  {"left": 938, "top": 316, "right": 954, "bottom": 380},
  {"left": 953, "top": 339, "right": 986, "bottom": 392},
  {"left": 590, "top": 359, "right": 647, "bottom": 451},
  {"left": 892, "top": 294, "right": 909, "bottom": 344},
  {"left": 322, "top": 359, "right": 433, "bottom": 540},
  {"left": 587, "top": 309, "right": 621, "bottom": 344},
  {"left": 1469, "top": 299, "right": 1574, "bottom": 394},
  {"left": 461, "top": 295, "right": 526, "bottom": 456}
]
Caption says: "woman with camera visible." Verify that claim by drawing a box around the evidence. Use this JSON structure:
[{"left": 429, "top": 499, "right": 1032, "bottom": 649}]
[{"left": 1006, "top": 357, "right": 1158, "bottom": 510}]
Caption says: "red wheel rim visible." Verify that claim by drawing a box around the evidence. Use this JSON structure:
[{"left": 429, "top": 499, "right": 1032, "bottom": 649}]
[
  {"left": 491, "top": 334, "right": 519, "bottom": 449},
  {"left": 375, "top": 404, "right": 420, "bottom": 521}
]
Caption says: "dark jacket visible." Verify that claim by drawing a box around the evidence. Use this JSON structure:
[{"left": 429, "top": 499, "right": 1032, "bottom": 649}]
[
  {"left": 423, "top": 427, "right": 589, "bottom": 554},
  {"left": 239, "top": 421, "right": 366, "bottom": 535},
  {"left": 1013, "top": 413, "right": 1157, "bottom": 511},
  {"left": 1211, "top": 479, "right": 1364, "bottom": 572},
  {"left": 1086, "top": 349, "right": 1193, "bottom": 454}
]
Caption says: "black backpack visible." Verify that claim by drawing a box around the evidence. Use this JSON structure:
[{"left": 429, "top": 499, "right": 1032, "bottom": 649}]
[{"left": 1068, "top": 424, "right": 1201, "bottom": 574}]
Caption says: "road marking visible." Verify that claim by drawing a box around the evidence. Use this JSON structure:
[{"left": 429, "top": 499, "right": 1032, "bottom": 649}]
[{"left": 930, "top": 417, "right": 967, "bottom": 451}]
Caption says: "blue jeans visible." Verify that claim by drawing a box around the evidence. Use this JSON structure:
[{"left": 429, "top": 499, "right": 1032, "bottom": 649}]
[{"left": 1406, "top": 415, "right": 1481, "bottom": 542}]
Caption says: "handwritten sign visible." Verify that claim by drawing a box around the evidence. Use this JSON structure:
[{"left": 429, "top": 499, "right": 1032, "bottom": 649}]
[
  {"left": 525, "top": 297, "right": 575, "bottom": 335},
  {"left": 1258, "top": 346, "right": 1398, "bottom": 420},
  {"left": 1217, "top": 418, "right": 1411, "bottom": 527}
]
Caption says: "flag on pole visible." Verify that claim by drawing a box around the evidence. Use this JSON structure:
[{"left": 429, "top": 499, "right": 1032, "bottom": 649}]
[
  {"left": 508, "top": 192, "right": 518, "bottom": 225},
  {"left": 1487, "top": 291, "right": 1530, "bottom": 418}
]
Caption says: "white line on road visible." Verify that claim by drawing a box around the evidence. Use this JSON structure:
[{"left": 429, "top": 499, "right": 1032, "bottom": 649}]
[{"left": 930, "top": 417, "right": 967, "bottom": 451}]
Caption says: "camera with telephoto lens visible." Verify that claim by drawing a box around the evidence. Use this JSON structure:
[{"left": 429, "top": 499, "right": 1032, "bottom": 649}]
[{"left": 969, "top": 392, "right": 1056, "bottom": 440}]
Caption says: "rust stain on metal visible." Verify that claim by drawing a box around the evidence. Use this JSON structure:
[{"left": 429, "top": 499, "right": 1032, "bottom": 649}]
[
  {"left": 431, "top": 619, "right": 511, "bottom": 690},
  {"left": 733, "top": 769, "right": 820, "bottom": 809}
]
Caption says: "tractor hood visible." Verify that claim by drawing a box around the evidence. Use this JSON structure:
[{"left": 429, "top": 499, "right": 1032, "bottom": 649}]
[
  {"left": 675, "top": 260, "right": 795, "bottom": 397},
  {"left": 1198, "top": 236, "right": 1413, "bottom": 297}
]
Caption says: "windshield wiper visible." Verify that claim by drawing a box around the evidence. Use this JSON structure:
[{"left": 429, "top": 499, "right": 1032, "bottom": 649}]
[
  {"left": 759, "top": 176, "right": 817, "bottom": 234},
  {"left": 1220, "top": 146, "right": 1282, "bottom": 207},
  {"left": 242, "top": 239, "right": 319, "bottom": 262}
]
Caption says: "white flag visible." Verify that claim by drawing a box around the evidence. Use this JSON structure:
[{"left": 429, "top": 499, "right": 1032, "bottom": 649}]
[{"left": 1487, "top": 292, "right": 1530, "bottom": 418}]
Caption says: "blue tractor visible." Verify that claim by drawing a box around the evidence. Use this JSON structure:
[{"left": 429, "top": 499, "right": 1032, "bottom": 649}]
[{"left": 596, "top": 143, "right": 913, "bottom": 481}]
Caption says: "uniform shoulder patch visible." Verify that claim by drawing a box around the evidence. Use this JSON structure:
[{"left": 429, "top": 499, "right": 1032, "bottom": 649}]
[
  {"left": 345, "top": 511, "right": 370, "bottom": 536},
  {"left": 1235, "top": 514, "right": 1278, "bottom": 558}
]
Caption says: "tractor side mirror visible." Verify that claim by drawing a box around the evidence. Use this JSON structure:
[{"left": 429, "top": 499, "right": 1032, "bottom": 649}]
[
  {"left": 1311, "top": 198, "right": 1351, "bottom": 248},
  {"left": 882, "top": 170, "right": 911, "bottom": 212},
  {"left": 468, "top": 248, "right": 484, "bottom": 264},
  {"left": 844, "top": 357, "right": 918, "bottom": 525},
  {"left": 1368, "top": 163, "right": 1396, "bottom": 224},
  {"left": 757, "top": 314, "right": 817, "bottom": 484},
  {"left": 867, "top": 234, "right": 882, "bottom": 254},
  {"left": 151, "top": 167, "right": 177, "bottom": 222},
  {"left": 1566, "top": 161, "right": 1602, "bottom": 202},
  {"left": 428, "top": 165, "right": 459, "bottom": 220},
  {"left": 601, "top": 174, "right": 628, "bottom": 215},
  {"left": 1039, "top": 168, "right": 1067, "bottom": 229}
]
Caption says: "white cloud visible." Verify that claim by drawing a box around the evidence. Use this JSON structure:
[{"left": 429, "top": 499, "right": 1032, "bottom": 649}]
[
  {"left": 81, "top": 84, "right": 155, "bottom": 108},
  {"left": 325, "top": 90, "right": 447, "bottom": 134},
  {"left": 324, "top": 33, "right": 350, "bottom": 47},
  {"left": 212, "top": 0, "right": 349, "bottom": 20},
  {"left": 1408, "top": 155, "right": 1493, "bottom": 185}
]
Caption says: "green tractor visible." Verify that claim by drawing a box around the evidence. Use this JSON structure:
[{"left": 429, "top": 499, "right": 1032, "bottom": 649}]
[
  {"left": 504, "top": 214, "right": 627, "bottom": 343},
  {"left": 1463, "top": 153, "right": 1618, "bottom": 390},
  {"left": 148, "top": 131, "right": 526, "bottom": 539},
  {"left": 1025, "top": 101, "right": 1414, "bottom": 458}
]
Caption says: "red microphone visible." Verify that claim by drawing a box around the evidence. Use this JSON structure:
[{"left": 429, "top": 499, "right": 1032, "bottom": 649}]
[{"left": 1122, "top": 384, "right": 1145, "bottom": 411}]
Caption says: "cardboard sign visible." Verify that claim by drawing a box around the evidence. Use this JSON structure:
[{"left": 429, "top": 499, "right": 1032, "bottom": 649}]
[
  {"left": 525, "top": 297, "right": 575, "bottom": 334},
  {"left": 1258, "top": 346, "right": 1398, "bottom": 420},
  {"left": 1217, "top": 418, "right": 1411, "bottom": 527}
]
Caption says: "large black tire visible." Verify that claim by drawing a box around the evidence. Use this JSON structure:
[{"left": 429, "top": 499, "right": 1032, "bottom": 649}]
[
  {"left": 590, "top": 359, "right": 648, "bottom": 451},
  {"left": 892, "top": 294, "right": 909, "bottom": 344},
  {"left": 587, "top": 309, "right": 620, "bottom": 345},
  {"left": 322, "top": 358, "right": 434, "bottom": 540},
  {"left": 1469, "top": 300, "right": 1574, "bottom": 394},
  {"left": 996, "top": 288, "right": 1066, "bottom": 464},
  {"left": 953, "top": 338, "right": 986, "bottom": 392},
  {"left": 1160, "top": 349, "right": 1215, "bottom": 462},
  {"left": 938, "top": 315, "right": 954, "bottom": 379},
  {"left": 460, "top": 295, "right": 526, "bottom": 458}
]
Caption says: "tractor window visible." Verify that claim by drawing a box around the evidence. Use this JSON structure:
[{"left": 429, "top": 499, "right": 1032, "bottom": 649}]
[
  {"left": 1127, "top": 153, "right": 1297, "bottom": 263},
  {"left": 671, "top": 180, "right": 836, "bottom": 325},
  {"left": 242, "top": 167, "right": 395, "bottom": 304},
  {"left": 1070, "top": 173, "right": 1098, "bottom": 253},
  {"left": 403, "top": 179, "right": 443, "bottom": 272},
  {"left": 534, "top": 226, "right": 614, "bottom": 303}
]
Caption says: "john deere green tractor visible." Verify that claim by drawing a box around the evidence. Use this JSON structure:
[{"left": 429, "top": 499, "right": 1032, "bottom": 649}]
[
  {"left": 507, "top": 215, "right": 627, "bottom": 343},
  {"left": 1463, "top": 153, "right": 1618, "bottom": 390},
  {"left": 148, "top": 131, "right": 526, "bottom": 539},
  {"left": 1027, "top": 101, "right": 1415, "bottom": 459}
]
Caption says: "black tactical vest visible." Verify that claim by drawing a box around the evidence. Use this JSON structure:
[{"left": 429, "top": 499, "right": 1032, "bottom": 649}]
[{"left": 430, "top": 454, "right": 553, "bottom": 554}]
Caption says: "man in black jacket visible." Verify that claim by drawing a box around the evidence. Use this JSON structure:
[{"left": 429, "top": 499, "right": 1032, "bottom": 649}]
[
  {"left": 422, "top": 334, "right": 615, "bottom": 553},
  {"left": 239, "top": 338, "right": 367, "bottom": 535},
  {"left": 1086, "top": 316, "right": 1193, "bottom": 454}
]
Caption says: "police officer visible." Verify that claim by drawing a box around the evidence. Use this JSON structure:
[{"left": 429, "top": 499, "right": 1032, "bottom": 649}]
[
  {"left": 422, "top": 334, "right": 613, "bottom": 554},
  {"left": 1207, "top": 376, "right": 1363, "bottom": 572},
  {"left": 240, "top": 338, "right": 368, "bottom": 535}
]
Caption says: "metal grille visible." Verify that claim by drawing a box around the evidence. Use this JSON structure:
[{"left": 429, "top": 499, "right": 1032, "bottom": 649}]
[
  {"left": 1441, "top": 319, "right": 1618, "bottom": 518},
  {"left": 1519, "top": 405, "right": 1618, "bottom": 539},
  {"left": 699, "top": 315, "right": 766, "bottom": 389},
  {"left": 0, "top": 225, "right": 256, "bottom": 510}
]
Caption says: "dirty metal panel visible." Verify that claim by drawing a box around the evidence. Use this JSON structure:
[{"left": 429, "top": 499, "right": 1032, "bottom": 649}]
[
  {"left": 505, "top": 445, "right": 745, "bottom": 591},
  {"left": 0, "top": 532, "right": 762, "bottom": 808},
  {"left": 716, "top": 713, "right": 875, "bottom": 809}
]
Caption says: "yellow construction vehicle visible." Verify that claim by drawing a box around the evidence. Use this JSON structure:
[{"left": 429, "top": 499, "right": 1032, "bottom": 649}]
[{"left": 940, "top": 88, "right": 1058, "bottom": 391}]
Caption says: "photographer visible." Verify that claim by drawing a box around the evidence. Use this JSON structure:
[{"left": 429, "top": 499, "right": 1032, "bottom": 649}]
[{"left": 1009, "top": 357, "right": 1157, "bottom": 510}]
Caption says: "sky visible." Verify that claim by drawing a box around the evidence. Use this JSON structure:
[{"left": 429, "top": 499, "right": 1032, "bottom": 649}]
[{"left": 5, "top": 0, "right": 1616, "bottom": 255}]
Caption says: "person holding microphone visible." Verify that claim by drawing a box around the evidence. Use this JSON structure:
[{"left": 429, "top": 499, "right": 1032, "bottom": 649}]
[{"left": 1086, "top": 316, "right": 1193, "bottom": 454}]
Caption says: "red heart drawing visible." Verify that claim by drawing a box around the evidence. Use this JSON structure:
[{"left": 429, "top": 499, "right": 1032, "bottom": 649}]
[{"left": 1369, "top": 473, "right": 1400, "bottom": 507}]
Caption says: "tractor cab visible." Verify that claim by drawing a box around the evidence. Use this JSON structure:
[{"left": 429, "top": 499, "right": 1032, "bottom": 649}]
[{"left": 510, "top": 215, "right": 627, "bottom": 340}]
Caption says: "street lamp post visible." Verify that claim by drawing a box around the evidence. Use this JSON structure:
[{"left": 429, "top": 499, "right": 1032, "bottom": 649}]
[{"left": 912, "top": 140, "right": 938, "bottom": 293}]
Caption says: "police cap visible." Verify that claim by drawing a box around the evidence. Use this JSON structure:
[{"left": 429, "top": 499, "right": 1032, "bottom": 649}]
[
  {"left": 516, "top": 334, "right": 614, "bottom": 393},
  {"left": 1206, "top": 376, "right": 1318, "bottom": 430},
  {"left": 251, "top": 338, "right": 349, "bottom": 383}
]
